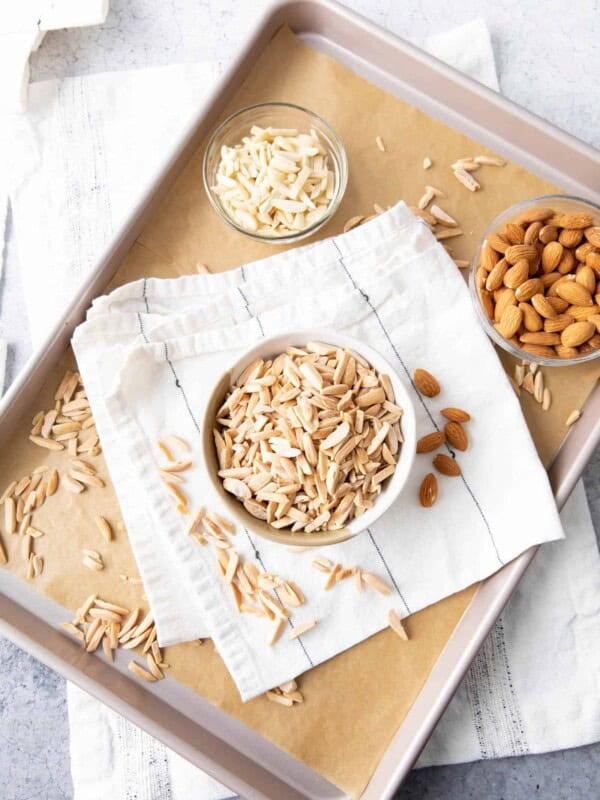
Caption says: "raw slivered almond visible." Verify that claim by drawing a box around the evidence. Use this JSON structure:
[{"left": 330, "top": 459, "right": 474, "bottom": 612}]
[
  {"left": 288, "top": 619, "right": 317, "bottom": 639},
  {"left": 343, "top": 215, "right": 364, "bottom": 232},
  {"left": 435, "top": 228, "right": 463, "bottom": 241},
  {"left": 418, "top": 188, "right": 435, "bottom": 209},
  {"left": 413, "top": 368, "right": 440, "bottom": 397},
  {"left": 474, "top": 154, "right": 505, "bottom": 166},
  {"left": 433, "top": 453, "right": 461, "bottom": 476},
  {"left": 266, "top": 690, "right": 293, "bottom": 707},
  {"left": 388, "top": 609, "right": 409, "bottom": 640},
  {"left": 565, "top": 409, "right": 581, "bottom": 426},
  {"left": 95, "top": 516, "right": 113, "bottom": 543},
  {"left": 416, "top": 431, "right": 446, "bottom": 453},
  {"left": 69, "top": 469, "right": 104, "bottom": 488},
  {"left": 64, "top": 474, "right": 85, "bottom": 494},
  {"left": 5, "top": 497, "right": 16, "bottom": 534},
  {"left": 430, "top": 204, "right": 457, "bottom": 226},
  {"left": 160, "top": 460, "right": 192, "bottom": 473},
  {"left": 82, "top": 554, "right": 104, "bottom": 571},
  {"left": 61, "top": 622, "right": 84, "bottom": 641},
  {"left": 445, "top": 421, "right": 468, "bottom": 451}
]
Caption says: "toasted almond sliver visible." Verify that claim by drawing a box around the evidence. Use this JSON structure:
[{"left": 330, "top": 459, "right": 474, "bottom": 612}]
[
  {"left": 388, "top": 609, "right": 409, "bottom": 640},
  {"left": 61, "top": 622, "right": 84, "bottom": 641},
  {"left": 94, "top": 516, "right": 113, "bottom": 543},
  {"left": 29, "top": 434, "right": 64, "bottom": 451},
  {"left": 266, "top": 690, "right": 293, "bottom": 707},
  {"left": 288, "top": 619, "right": 317, "bottom": 640},
  {"left": 128, "top": 660, "right": 157, "bottom": 683},
  {"left": 362, "top": 572, "right": 392, "bottom": 596}
]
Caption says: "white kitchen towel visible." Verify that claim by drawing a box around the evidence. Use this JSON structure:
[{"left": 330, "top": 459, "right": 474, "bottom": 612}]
[{"left": 72, "top": 201, "right": 564, "bottom": 700}]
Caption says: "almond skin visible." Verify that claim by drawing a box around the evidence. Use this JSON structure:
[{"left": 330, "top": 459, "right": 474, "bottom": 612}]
[
  {"left": 561, "top": 321, "right": 596, "bottom": 348},
  {"left": 433, "top": 453, "right": 461, "bottom": 477},
  {"left": 416, "top": 431, "right": 446, "bottom": 453},
  {"left": 445, "top": 421, "right": 468, "bottom": 451},
  {"left": 413, "top": 368, "right": 441, "bottom": 397},
  {"left": 419, "top": 473, "right": 438, "bottom": 508},
  {"left": 440, "top": 407, "right": 471, "bottom": 423}
]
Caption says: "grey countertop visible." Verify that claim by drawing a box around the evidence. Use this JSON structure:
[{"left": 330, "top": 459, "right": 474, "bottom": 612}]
[{"left": 1, "top": 1, "right": 599, "bottom": 798}]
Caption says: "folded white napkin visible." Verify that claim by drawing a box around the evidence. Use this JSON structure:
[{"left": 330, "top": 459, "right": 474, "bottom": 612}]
[{"left": 73, "top": 202, "right": 564, "bottom": 700}]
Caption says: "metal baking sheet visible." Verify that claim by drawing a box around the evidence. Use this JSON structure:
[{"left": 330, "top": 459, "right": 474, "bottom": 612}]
[{"left": 1, "top": 1, "right": 599, "bottom": 798}]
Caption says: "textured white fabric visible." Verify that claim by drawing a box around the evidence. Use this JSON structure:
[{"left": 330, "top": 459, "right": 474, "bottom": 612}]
[
  {"left": 3, "top": 18, "right": 597, "bottom": 800},
  {"left": 72, "top": 201, "right": 564, "bottom": 700}
]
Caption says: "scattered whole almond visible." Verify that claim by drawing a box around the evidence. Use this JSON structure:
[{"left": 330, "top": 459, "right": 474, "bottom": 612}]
[
  {"left": 413, "top": 368, "right": 441, "bottom": 397},
  {"left": 445, "top": 421, "right": 468, "bottom": 451},
  {"left": 419, "top": 473, "right": 438, "bottom": 508},
  {"left": 433, "top": 453, "right": 461, "bottom": 476},
  {"left": 476, "top": 205, "right": 600, "bottom": 359},
  {"left": 416, "top": 431, "right": 446, "bottom": 453}
]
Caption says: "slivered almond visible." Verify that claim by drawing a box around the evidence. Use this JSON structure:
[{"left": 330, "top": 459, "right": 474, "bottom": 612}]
[
  {"left": 29, "top": 435, "right": 64, "bottom": 451},
  {"left": 94, "top": 516, "right": 113, "bottom": 543},
  {"left": 388, "top": 609, "right": 409, "bottom": 640},
  {"left": 288, "top": 619, "right": 317, "bottom": 639},
  {"left": 430, "top": 204, "right": 457, "bottom": 227},
  {"left": 362, "top": 572, "right": 392, "bottom": 595},
  {"left": 128, "top": 661, "right": 157, "bottom": 683}
]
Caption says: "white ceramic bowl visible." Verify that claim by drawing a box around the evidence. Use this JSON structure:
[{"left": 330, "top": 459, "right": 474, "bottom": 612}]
[{"left": 201, "top": 330, "right": 416, "bottom": 546}]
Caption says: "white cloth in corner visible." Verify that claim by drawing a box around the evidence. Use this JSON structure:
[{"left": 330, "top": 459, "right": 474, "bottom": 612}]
[{"left": 4, "top": 17, "right": 598, "bottom": 800}]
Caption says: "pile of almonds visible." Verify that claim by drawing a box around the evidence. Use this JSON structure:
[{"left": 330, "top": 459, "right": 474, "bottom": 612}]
[{"left": 476, "top": 208, "right": 600, "bottom": 359}]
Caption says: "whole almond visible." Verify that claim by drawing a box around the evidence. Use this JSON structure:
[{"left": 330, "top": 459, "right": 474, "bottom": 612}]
[
  {"left": 505, "top": 244, "right": 538, "bottom": 265},
  {"left": 479, "top": 289, "right": 494, "bottom": 320},
  {"left": 519, "top": 331, "right": 561, "bottom": 346},
  {"left": 575, "top": 265, "right": 596, "bottom": 294},
  {"left": 541, "top": 241, "right": 563, "bottom": 273},
  {"left": 413, "top": 368, "right": 440, "bottom": 397},
  {"left": 496, "top": 304, "right": 523, "bottom": 339},
  {"left": 588, "top": 314, "right": 600, "bottom": 333},
  {"left": 504, "top": 223, "right": 525, "bottom": 244},
  {"left": 521, "top": 344, "right": 556, "bottom": 358},
  {"left": 586, "top": 251, "right": 600, "bottom": 273},
  {"left": 480, "top": 241, "right": 500, "bottom": 271},
  {"left": 539, "top": 225, "right": 559, "bottom": 244},
  {"left": 555, "top": 344, "right": 579, "bottom": 359},
  {"left": 517, "top": 207, "right": 554, "bottom": 225},
  {"left": 567, "top": 304, "right": 600, "bottom": 321},
  {"left": 515, "top": 277, "right": 543, "bottom": 302},
  {"left": 539, "top": 271, "right": 562, "bottom": 289},
  {"left": 576, "top": 242, "right": 596, "bottom": 262},
  {"left": 440, "top": 407, "right": 471, "bottom": 423},
  {"left": 524, "top": 221, "right": 543, "bottom": 245},
  {"left": 433, "top": 453, "right": 461, "bottom": 477},
  {"left": 485, "top": 258, "right": 509, "bottom": 291},
  {"left": 561, "top": 321, "right": 596, "bottom": 348},
  {"left": 580, "top": 334, "right": 600, "bottom": 353},
  {"left": 419, "top": 473, "right": 438, "bottom": 508},
  {"left": 445, "top": 421, "right": 468, "bottom": 451},
  {"left": 504, "top": 259, "right": 529, "bottom": 288},
  {"left": 584, "top": 227, "right": 600, "bottom": 247},
  {"left": 531, "top": 293, "right": 557, "bottom": 319},
  {"left": 476, "top": 266, "right": 488, "bottom": 289},
  {"left": 556, "top": 281, "right": 593, "bottom": 307},
  {"left": 558, "top": 228, "right": 583, "bottom": 248},
  {"left": 546, "top": 296, "right": 570, "bottom": 313},
  {"left": 557, "top": 249, "right": 576, "bottom": 274},
  {"left": 544, "top": 314, "right": 574, "bottom": 333},
  {"left": 487, "top": 233, "right": 510, "bottom": 254},
  {"left": 494, "top": 288, "right": 517, "bottom": 322},
  {"left": 519, "top": 302, "right": 543, "bottom": 332},
  {"left": 416, "top": 431, "right": 446, "bottom": 453},
  {"left": 551, "top": 212, "right": 594, "bottom": 230}
]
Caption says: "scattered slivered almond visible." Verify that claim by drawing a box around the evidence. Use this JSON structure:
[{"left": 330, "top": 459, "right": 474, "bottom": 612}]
[
  {"left": 288, "top": 619, "right": 317, "bottom": 639},
  {"left": 361, "top": 572, "right": 392, "bottom": 596},
  {"left": 94, "top": 516, "right": 113, "bottom": 543},
  {"left": 430, "top": 204, "right": 457, "bottom": 227},
  {"left": 214, "top": 344, "right": 403, "bottom": 533},
  {"left": 388, "top": 609, "right": 409, "bottom": 640},
  {"left": 375, "top": 135, "right": 385, "bottom": 152},
  {"left": 565, "top": 409, "right": 581, "bottom": 427},
  {"left": 423, "top": 156, "right": 432, "bottom": 170},
  {"left": 435, "top": 227, "right": 463, "bottom": 241},
  {"left": 343, "top": 215, "right": 365, "bottom": 233},
  {"left": 453, "top": 168, "right": 480, "bottom": 191},
  {"left": 128, "top": 661, "right": 158, "bottom": 682}
]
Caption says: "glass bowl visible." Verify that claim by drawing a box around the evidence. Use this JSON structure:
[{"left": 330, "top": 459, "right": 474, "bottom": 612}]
[
  {"left": 469, "top": 194, "right": 600, "bottom": 366},
  {"left": 202, "top": 102, "right": 348, "bottom": 244}
]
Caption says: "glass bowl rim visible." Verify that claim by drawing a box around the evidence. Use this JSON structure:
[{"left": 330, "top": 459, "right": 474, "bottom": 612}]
[
  {"left": 469, "top": 193, "right": 600, "bottom": 367},
  {"left": 202, "top": 101, "right": 349, "bottom": 244}
]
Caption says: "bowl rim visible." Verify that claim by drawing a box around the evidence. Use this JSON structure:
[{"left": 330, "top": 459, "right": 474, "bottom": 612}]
[
  {"left": 200, "top": 329, "right": 417, "bottom": 547},
  {"left": 469, "top": 193, "right": 600, "bottom": 367},
  {"left": 202, "top": 101, "right": 349, "bottom": 245}
]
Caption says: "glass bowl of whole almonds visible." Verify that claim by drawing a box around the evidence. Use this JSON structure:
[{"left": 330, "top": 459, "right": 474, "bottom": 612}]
[
  {"left": 203, "top": 102, "right": 348, "bottom": 243},
  {"left": 470, "top": 195, "right": 600, "bottom": 366}
]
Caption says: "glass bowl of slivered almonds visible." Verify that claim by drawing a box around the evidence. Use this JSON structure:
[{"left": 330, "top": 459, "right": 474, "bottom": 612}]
[
  {"left": 202, "top": 103, "right": 348, "bottom": 243},
  {"left": 200, "top": 331, "right": 417, "bottom": 547},
  {"left": 470, "top": 194, "right": 600, "bottom": 366}
]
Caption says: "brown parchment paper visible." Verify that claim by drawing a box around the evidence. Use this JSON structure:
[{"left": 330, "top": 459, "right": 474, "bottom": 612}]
[{"left": 1, "top": 26, "right": 598, "bottom": 799}]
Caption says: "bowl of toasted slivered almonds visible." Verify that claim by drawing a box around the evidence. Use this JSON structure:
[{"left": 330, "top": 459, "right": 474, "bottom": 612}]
[
  {"left": 201, "top": 332, "right": 416, "bottom": 546},
  {"left": 202, "top": 102, "right": 348, "bottom": 244},
  {"left": 470, "top": 194, "right": 600, "bottom": 366}
]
